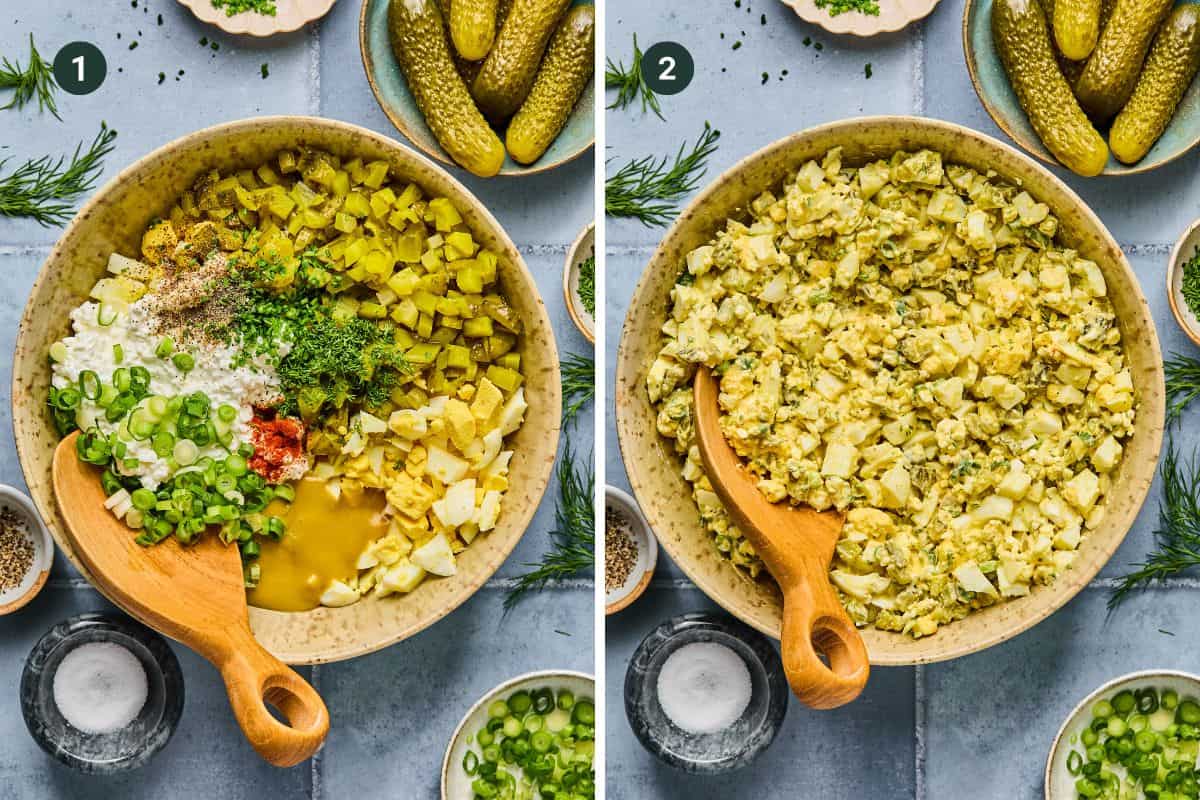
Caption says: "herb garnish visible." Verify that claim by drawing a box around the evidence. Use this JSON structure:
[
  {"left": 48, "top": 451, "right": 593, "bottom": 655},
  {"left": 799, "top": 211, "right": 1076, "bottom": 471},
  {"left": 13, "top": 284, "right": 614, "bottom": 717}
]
[
  {"left": 605, "top": 122, "right": 721, "bottom": 227},
  {"left": 1180, "top": 247, "right": 1200, "bottom": 320},
  {"left": 504, "top": 441, "right": 594, "bottom": 610},
  {"left": 0, "top": 35, "right": 60, "bottom": 119},
  {"left": 605, "top": 35, "right": 664, "bottom": 120},
  {"left": 562, "top": 353, "right": 594, "bottom": 426},
  {"left": 576, "top": 254, "right": 595, "bottom": 317},
  {"left": 211, "top": 0, "right": 277, "bottom": 16},
  {"left": 1111, "top": 443, "right": 1200, "bottom": 608},
  {"left": 815, "top": 0, "right": 880, "bottom": 16},
  {"left": 0, "top": 123, "right": 117, "bottom": 226},
  {"left": 1165, "top": 354, "right": 1200, "bottom": 423}
]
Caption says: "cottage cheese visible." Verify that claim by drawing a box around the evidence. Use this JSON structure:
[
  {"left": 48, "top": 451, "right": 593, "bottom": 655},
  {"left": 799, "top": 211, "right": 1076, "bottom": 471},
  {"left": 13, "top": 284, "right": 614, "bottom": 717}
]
[{"left": 52, "top": 300, "right": 284, "bottom": 490}]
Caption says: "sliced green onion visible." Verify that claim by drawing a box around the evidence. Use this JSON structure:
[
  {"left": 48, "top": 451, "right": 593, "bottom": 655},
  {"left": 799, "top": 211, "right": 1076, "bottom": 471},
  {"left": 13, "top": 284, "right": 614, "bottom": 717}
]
[
  {"left": 129, "top": 366, "right": 151, "bottom": 397},
  {"left": 217, "top": 404, "right": 238, "bottom": 423},
  {"left": 49, "top": 341, "right": 68, "bottom": 363},
  {"left": 113, "top": 344, "right": 124, "bottom": 364},
  {"left": 131, "top": 488, "right": 157, "bottom": 511},
  {"left": 112, "top": 367, "right": 131, "bottom": 393},
  {"left": 273, "top": 484, "right": 295, "bottom": 503},
  {"left": 146, "top": 395, "right": 169, "bottom": 420},
  {"left": 226, "top": 453, "right": 248, "bottom": 477},
  {"left": 155, "top": 337, "right": 174, "bottom": 358},
  {"left": 172, "top": 353, "right": 195, "bottom": 372},
  {"left": 174, "top": 439, "right": 199, "bottom": 466},
  {"left": 96, "top": 304, "right": 118, "bottom": 326}
]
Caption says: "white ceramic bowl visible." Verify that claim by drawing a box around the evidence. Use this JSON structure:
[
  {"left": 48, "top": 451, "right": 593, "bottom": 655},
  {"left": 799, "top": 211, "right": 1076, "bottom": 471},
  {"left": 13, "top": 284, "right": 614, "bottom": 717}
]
[
  {"left": 441, "top": 670, "right": 595, "bottom": 800},
  {"left": 1168, "top": 218, "right": 1200, "bottom": 349},
  {"left": 605, "top": 486, "right": 657, "bottom": 615},
  {"left": 564, "top": 223, "right": 596, "bottom": 344},
  {"left": 0, "top": 485, "right": 53, "bottom": 615},
  {"left": 1046, "top": 670, "right": 1200, "bottom": 798}
]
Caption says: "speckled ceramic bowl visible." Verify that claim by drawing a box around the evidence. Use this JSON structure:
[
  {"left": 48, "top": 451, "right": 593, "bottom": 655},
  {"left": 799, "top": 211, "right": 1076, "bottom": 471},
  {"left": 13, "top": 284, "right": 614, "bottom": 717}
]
[
  {"left": 12, "top": 116, "right": 562, "bottom": 665},
  {"left": 614, "top": 116, "right": 1165, "bottom": 667},
  {"left": 782, "top": 0, "right": 942, "bottom": 36},
  {"left": 964, "top": 0, "right": 1200, "bottom": 176},
  {"left": 605, "top": 485, "right": 656, "bottom": 615},
  {"left": 177, "top": 0, "right": 338, "bottom": 36},
  {"left": 564, "top": 222, "right": 595, "bottom": 344},
  {"left": 1168, "top": 217, "right": 1200, "bottom": 348},
  {"left": 1045, "top": 670, "right": 1200, "bottom": 799},
  {"left": 359, "top": 0, "right": 595, "bottom": 177},
  {"left": 0, "top": 485, "right": 53, "bottom": 616},
  {"left": 441, "top": 670, "right": 595, "bottom": 799}
]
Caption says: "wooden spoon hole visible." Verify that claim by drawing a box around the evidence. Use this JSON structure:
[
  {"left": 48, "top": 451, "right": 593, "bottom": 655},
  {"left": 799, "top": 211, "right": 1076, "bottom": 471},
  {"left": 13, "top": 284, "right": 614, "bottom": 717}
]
[
  {"left": 812, "top": 623, "right": 857, "bottom": 677},
  {"left": 264, "top": 683, "right": 321, "bottom": 730}
]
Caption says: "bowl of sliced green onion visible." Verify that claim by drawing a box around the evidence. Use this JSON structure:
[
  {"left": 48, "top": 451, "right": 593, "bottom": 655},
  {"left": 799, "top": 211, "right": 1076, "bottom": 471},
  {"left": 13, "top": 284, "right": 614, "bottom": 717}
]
[
  {"left": 442, "top": 670, "right": 596, "bottom": 800},
  {"left": 1046, "top": 670, "right": 1200, "bottom": 800}
]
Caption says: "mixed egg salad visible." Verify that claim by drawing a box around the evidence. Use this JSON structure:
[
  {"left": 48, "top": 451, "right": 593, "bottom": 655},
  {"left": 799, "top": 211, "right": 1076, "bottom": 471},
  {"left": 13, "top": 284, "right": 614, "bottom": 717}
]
[
  {"left": 47, "top": 148, "right": 528, "bottom": 610},
  {"left": 647, "top": 148, "right": 1137, "bottom": 638}
]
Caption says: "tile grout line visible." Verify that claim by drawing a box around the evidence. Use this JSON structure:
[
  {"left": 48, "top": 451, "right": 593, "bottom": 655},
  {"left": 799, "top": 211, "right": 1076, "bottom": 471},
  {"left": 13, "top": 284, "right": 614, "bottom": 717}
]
[
  {"left": 914, "top": 664, "right": 926, "bottom": 800},
  {"left": 310, "top": 664, "right": 323, "bottom": 800},
  {"left": 910, "top": 21, "right": 926, "bottom": 117}
]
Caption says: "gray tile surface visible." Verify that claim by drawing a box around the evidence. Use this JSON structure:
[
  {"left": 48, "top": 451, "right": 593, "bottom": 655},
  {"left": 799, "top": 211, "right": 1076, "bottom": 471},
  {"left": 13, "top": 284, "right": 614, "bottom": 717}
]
[
  {"left": 0, "top": 1, "right": 594, "bottom": 796},
  {"left": 605, "top": 0, "right": 1200, "bottom": 798}
]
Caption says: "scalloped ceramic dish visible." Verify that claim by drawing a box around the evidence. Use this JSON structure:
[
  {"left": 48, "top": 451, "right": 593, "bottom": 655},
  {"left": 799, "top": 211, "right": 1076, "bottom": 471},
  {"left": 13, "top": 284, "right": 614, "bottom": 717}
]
[
  {"left": 177, "top": 0, "right": 337, "bottom": 36},
  {"left": 358, "top": 0, "right": 595, "bottom": 177},
  {"left": 13, "top": 117, "right": 562, "bottom": 665},
  {"left": 963, "top": 0, "right": 1200, "bottom": 176},
  {"left": 614, "top": 116, "right": 1165, "bottom": 667},
  {"left": 781, "top": 0, "right": 941, "bottom": 36}
]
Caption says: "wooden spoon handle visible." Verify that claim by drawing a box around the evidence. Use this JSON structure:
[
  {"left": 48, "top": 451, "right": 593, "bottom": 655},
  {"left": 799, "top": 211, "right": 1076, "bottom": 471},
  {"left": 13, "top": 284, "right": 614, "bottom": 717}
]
[
  {"left": 779, "top": 570, "right": 870, "bottom": 709},
  {"left": 218, "top": 629, "right": 330, "bottom": 767}
]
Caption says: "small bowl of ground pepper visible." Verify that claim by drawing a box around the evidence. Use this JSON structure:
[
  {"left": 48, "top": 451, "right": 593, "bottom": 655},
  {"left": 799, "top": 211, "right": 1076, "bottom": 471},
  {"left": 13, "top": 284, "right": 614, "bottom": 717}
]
[
  {"left": 606, "top": 485, "right": 656, "bottom": 615},
  {"left": 564, "top": 222, "right": 595, "bottom": 345},
  {"left": 1168, "top": 218, "right": 1200, "bottom": 349},
  {"left": 0, "top": 485, "right": 54, "bottom": 616}
]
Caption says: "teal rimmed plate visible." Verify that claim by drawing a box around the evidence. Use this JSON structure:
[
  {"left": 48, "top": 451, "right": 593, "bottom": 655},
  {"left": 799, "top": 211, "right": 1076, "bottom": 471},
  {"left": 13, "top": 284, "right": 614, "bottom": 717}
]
[
  {"left": 963, "top": 0, "right": 1200, "bottom": 176},
  {"left": 359, "top": 0, "right": 594, "bottom": 177}
]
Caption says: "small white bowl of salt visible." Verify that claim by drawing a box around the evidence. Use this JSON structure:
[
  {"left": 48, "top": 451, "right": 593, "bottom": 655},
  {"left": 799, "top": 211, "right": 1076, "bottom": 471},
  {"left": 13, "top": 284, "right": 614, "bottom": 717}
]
[
  {"left": 20, "top": 613, "right": 184, "bottom": 773},
  {"left": 624, "top": 612, "right": 790, "bottom": 773}
]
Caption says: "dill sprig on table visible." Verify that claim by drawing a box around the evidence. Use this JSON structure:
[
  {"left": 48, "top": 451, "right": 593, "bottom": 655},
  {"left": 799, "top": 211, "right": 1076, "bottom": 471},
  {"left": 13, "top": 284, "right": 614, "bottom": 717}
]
[
  {"left": 0, "top": 35, "right": 60, "bottom": 119},
  {"left": 0, "top": 123, "right": 118, "bottom": 226},
  {"left": 1110, "top": 442, "right": 1200, "bottom": 609},
  {"left": 504, "top": 441, "right": 594, "bottom": 610},
  {"left": 1165, "top": 354, "right": 1200, "bottom": 423},
  {"left": 562, "top": 352, "right": 595, "bottom": 427},
  {"left": 605, "top": 122, "right": 720, "bottom": 227},
  {"left": 605, "top": 35, "right": 664, "bottom": 120}
]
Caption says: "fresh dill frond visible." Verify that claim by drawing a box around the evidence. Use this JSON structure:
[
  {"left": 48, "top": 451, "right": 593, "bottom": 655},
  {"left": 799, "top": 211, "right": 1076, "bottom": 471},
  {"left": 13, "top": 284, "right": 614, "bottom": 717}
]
[
  {"left": 0, "top": 123, "right": 117, "bottom": 226},
  {"left": 561, "top": 352, "right": 595, "bottom": 426},
  {"left": 504, "top": 442, "right": 594, "bottom": 610},
  {"left": 1110, "top": 442, "right": 1200, "bottom": 609},
  {"left": 605, "top": 35, "right": 664, "bottom": 120},
  {"left": 605, "top": 123, "right": 720, "bottom": 227},
  {"left": 1165, "top": 354, "right": 1200, "bottom": 423},
  {"left": 576, "top": 254, "right": 595, "bottom": 317},
  {"left": 0, "top": 35, "right": 60, "bottom": 119}
]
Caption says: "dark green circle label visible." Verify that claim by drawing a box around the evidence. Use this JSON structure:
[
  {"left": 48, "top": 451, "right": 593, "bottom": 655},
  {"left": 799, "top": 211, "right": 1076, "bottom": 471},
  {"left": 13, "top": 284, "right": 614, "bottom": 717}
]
[
  {"left": 641, "top": 42, "right": 694, "bottom": 96},
  {"left": 53, "top": 42, "right": 107, "bottom": 96}
]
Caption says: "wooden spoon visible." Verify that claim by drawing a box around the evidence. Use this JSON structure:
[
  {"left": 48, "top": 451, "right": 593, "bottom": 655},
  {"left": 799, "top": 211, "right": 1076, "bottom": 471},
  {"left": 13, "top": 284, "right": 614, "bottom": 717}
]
[
  {"left": 693, "top": 368, "right": 870, "bottom": 709},
  {"left": 52, "top": 433, "right": 330, "bottom": 766}
]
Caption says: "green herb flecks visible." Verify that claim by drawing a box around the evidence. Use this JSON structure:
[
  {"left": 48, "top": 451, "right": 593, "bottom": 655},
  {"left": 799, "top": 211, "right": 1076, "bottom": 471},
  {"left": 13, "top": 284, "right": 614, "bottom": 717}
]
[
  {"left": 0, "top": 35, "right": 60, "bottom": 119},
  {"left": 561, "top": 352, "right": 594, "bottom": 427},
  {"left": 1165, "top": 354, "right": 1200, "bottom": 423},
  {"left": 1181, "top": 247, "right": 1200, "bottom": 320},
  {"left": 504, "top": 441, "right": 594, "bottom": 610},
  {"left": 576, "top": 253, "right": 595, "bottom": 317},
  {"left": 605, "top": 122, "right": 721, "bottom": 227},
  {"left": 605, "top": 34, "right": 664, "bottom": 120},
  {"left": 815, "top": 0, "right": 880, "bottom": 16},
  {"left": 211, "top": 0, "right": 277, "bottom": 16},
  {"left": 1111, "top": 443, "right": 1200, "bottom": 609},
  {"left": 0, "top": 123, "right": 117, "bottom": 226}
]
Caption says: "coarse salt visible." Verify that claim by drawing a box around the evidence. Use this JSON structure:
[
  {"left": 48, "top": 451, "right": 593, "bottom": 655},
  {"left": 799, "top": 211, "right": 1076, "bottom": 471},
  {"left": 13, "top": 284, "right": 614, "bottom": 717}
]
[
  {"left": 53, "top": 641, "right": 148, "bottom": 735},
  {"left": 656, "top": 641, "right": 752, "bottom": 734}
]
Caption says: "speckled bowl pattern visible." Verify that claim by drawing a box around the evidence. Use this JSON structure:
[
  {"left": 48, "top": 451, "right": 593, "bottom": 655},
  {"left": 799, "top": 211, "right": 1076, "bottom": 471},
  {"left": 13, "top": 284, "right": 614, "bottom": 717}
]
[
  {"left": 624, "top": 613, "right": 788, "bottom": 774},
  {"left": 0, "top": 485, "right": 53, "bottom": 616},
  {"left": 12, "top": 116, "right": 562, "bottom": 666},
  {"left": 1045, "top": 670, "right": 1200, "bottom": 798},
  {"left": 177, "top": 0, "right": 338, "bottom": 36},
  {"left": 963, "top": 0, "right": 1200, "bottom": 176},
  {"left": 1168, "top": 217, "right": 1200, "bottom": 348},
  {"left": 358, "top": 0, "right": 595, "bottom": 177},
  {"left": 614, "top": 116, "right": 1166, "bottom": 667},
  {"left": 564, "top": 222, "right": 595, "bottom": 344},
  {"left": 441, "top": 670, "right": 595, "bottom": 799},
  {"left": 604, "top": 485, "right": 656, "bottom": 615},
  {"left": 781, "top": 0, "right": 942, "bottom": 36},
  {"left": 20, "top": 613, "right": 184, "bottom": 774}
]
